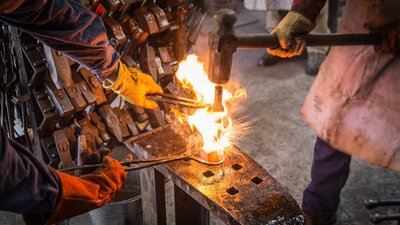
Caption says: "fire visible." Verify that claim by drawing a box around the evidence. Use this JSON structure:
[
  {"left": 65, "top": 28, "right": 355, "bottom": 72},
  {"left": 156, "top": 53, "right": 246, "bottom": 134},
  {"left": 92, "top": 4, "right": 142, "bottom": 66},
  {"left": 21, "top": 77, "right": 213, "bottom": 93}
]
[{"left": 175, "top": 55, "right": 245, "bottom": 155}]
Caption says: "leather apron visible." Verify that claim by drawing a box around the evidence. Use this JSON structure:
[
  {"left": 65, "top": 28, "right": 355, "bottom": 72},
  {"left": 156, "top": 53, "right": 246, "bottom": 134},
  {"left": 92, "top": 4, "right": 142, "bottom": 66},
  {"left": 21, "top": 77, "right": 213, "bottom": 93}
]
[{"left": 301, "top": 0, "right": 400, "bottom": 171}]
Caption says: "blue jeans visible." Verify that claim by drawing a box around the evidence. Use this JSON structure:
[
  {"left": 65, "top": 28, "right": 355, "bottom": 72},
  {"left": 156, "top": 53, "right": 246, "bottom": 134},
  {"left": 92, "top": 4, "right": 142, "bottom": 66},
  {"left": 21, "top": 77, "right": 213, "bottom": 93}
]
[{"left": 302, "top": 138, "right": 351, "bottom": 219}]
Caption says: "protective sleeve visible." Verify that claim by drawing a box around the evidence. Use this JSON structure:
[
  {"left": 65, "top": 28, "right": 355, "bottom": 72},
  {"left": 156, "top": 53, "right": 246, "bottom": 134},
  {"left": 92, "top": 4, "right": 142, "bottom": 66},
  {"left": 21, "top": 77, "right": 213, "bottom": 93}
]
[
  {"left": 0, "top": 0, "right": 119, "bottom": 80},
  {"left": 0, "top": 127, "right": 60, "bottom": 224},
  {"left": 291, "top": 0, "right": 327, "bottom": 23}
]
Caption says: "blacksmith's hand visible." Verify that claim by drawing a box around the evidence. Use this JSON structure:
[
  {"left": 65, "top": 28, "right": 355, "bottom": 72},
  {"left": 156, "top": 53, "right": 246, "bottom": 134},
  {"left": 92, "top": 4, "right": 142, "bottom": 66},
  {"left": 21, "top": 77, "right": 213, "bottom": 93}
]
[
  {"left": 27, "top": 156, "right": 127, "bottom": 225},
  {"left": 103, "top": 62, "right": 163, "bottom": 109},
  {"left": 267, "top": 11, "right": 315, "bottom": 58}
]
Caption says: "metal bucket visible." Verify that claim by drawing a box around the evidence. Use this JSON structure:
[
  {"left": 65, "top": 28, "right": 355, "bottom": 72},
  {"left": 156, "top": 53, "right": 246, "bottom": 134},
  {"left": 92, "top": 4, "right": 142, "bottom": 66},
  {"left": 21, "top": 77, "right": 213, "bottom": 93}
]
[
  {"left": 203, "top": 0, "right": 237, "bottom": 13},
  {"left": 89, "top": 146, "right": 143, "bottom": 225}
]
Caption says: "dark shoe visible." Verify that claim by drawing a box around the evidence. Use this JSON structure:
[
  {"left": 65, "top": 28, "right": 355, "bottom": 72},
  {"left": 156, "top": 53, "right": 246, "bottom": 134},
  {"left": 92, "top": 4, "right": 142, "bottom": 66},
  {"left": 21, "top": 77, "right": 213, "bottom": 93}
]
[
  {"left": 306, "top": 52, "right": 326, "bottom": 76},
  {"left": 303, "top": 213, "right": 337, "bottom": 225},
  {"left": 257, "top": 52, "right": 281, "bottom": 66}
]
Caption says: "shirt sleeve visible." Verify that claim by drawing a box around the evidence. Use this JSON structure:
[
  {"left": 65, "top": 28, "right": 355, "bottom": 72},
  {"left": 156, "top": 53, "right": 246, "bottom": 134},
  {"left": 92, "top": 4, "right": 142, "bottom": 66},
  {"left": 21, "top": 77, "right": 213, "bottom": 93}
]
[
  {"left": 291, "top": 0, "right": 327, "bottom": 23},
  {"left": 0, "top": 127, "right": 60, "bottom": 222},
  {"left": 0, "top": 0, "right": 119, "bottom": 80}
]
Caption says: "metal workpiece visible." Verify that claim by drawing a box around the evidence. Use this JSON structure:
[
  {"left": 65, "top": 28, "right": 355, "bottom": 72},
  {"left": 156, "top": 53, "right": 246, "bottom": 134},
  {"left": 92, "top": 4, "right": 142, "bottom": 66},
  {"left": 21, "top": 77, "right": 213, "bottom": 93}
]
[
  {"left": 211, "top": 85, "right": 224, "bottom": 112},
  {"left": 125, "top": 126, "right": 303, "bottom": 225}
]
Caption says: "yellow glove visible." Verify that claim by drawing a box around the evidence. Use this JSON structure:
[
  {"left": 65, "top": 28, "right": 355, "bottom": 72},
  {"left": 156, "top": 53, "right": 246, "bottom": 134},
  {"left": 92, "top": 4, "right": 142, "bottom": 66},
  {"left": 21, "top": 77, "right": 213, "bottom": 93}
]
[
  {"left": 103, "top": 62, "right": 163, "bottom": 109},
  {"left": 267, "top": 11, "right": 315, "bottom": 58}
]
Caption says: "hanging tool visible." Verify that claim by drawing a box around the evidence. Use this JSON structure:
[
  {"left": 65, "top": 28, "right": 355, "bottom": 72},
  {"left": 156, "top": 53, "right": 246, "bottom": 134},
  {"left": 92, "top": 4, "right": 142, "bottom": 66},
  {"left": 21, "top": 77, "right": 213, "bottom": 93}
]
[
  {"left": 147, "top": 93, "right": 210, "bottom": 108},
  {"left": 60, "top": 153, "right": 224, "bottom": 173},
  {"left": 208, "top": 9, "right": 382, "bottom": 112}
]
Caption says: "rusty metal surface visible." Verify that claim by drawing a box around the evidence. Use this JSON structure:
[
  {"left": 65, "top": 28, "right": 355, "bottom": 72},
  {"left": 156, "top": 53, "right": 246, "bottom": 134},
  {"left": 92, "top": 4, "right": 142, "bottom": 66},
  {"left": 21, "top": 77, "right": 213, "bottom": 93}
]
[{"left": 125, "top": 126, "right": 303, "bottom": 225}]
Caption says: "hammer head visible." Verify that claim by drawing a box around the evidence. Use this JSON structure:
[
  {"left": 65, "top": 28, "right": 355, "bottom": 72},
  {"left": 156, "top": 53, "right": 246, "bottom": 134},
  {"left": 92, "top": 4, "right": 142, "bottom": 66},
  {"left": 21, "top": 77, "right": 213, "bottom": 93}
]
[{"left": 208, "top": 9, "right": 238, "bottom": 111}]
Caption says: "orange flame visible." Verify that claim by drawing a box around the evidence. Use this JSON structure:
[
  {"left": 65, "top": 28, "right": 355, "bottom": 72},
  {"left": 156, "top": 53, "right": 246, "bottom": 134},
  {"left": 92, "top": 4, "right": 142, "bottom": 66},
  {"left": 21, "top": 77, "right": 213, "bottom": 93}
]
[{"left": 175, "top": 55, "right": 245, "bottom": 154}]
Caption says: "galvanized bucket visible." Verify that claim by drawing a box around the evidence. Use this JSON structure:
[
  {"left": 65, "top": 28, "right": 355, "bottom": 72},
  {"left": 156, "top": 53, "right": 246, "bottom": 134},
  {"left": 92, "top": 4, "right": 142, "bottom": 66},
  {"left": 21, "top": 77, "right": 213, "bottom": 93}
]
[{"left": 89, "top": 146, "right": 143, "bottom": 225}]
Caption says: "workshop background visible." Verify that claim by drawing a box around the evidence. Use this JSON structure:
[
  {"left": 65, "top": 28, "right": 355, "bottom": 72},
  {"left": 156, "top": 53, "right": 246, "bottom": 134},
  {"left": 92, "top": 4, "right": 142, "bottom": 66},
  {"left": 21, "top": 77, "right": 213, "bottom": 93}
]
[{"left": 1, "top": 0, "right": 399, "bottom": 225}]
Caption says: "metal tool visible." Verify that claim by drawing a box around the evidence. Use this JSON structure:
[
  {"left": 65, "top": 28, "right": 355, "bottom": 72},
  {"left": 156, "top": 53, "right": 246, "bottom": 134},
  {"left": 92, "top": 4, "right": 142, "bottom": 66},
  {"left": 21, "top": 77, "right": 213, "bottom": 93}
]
[
  {"left": 208, "top": 9, "right": 382, "bottom": 112},
  {"left": 147, "top": 93, "right": 209, "bottom": 108},
  {"left": 364, "top": 199, "right": 400, "bottom": 224},
  {"left": 60, "top": 153, "right": 224, "bottom": 173}
]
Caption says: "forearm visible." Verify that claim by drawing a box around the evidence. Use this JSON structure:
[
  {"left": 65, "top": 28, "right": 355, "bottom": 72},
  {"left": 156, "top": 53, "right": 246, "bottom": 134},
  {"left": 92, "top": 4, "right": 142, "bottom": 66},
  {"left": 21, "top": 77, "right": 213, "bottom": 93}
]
[
  {"left": 0, "top": 128, "right": 60, "bottom": 223},
  {"left": 0, "top": 0, "right": 119, "bottom": 80},
  {"left": 291, "top": 0, "right": 327, "bottom": 23}
]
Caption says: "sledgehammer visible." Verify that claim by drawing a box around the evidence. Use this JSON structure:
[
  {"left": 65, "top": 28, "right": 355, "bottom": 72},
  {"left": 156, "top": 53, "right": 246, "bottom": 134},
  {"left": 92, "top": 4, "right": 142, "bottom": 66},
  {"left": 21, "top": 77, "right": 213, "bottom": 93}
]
[{"left": 208, "top": 8, "right": 381, "bottom": 112}]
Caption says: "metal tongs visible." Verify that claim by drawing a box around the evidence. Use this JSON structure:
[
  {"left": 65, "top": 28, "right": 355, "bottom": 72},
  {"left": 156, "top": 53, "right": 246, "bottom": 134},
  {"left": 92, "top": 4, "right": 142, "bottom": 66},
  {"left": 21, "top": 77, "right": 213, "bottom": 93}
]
[
  {"left": 146, "top": 93, "right": 210, "bottom": 108},
  {"left": 60, "top": 153, "right": 224, "bottom": 173},
  {"left": 60, "top": 155, "right": 190, "bottom": 173}
]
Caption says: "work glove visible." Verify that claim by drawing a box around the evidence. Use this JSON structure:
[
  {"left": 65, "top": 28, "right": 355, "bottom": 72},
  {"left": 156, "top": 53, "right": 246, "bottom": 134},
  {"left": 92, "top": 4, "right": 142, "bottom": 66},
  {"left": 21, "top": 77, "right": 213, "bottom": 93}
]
[
  {"left": 374, "top": 22, "right": 400, "bottom": 57},
  {"left": 103, "top": 62, "right": 163, "bottom": 109},
  {"left": 267, "top": 11, "right": 315, "bottom": 58},
  {"left": 24, "top": 156, "right": 126, "bottom": 225}
]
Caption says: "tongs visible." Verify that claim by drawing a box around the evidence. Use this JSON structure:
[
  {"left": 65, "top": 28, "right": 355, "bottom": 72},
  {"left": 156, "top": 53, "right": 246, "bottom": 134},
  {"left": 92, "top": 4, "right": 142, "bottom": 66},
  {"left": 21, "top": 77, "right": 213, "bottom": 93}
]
[
  {"left": 146, "top": 93, "right": 210, "bottom": 108},
  {"left": 60, "top": 153, "right": 224, "bottom": 173}
]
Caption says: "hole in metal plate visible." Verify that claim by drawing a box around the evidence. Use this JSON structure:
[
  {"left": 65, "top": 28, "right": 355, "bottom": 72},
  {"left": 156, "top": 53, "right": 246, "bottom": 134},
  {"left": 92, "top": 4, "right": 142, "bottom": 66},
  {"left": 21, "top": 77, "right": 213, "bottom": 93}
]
[
  {"left": 251, "top": 176, "right": 263, "bottom": 185},
  {"left": 232, "top": 163, "right": 242, "bottom": 171},
  {"left": 203, "top": 170, "right": 215, "bottom": 178},
  {"left": 227, "top": 187, "right": 239, "bottom": 195}
]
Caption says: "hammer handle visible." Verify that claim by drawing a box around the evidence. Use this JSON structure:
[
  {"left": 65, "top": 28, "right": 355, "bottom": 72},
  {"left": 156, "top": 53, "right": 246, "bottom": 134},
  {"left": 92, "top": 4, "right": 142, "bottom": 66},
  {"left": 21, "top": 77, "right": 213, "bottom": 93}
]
[{"left": 237, "top": 33, "right": 381, "bottom": 49}]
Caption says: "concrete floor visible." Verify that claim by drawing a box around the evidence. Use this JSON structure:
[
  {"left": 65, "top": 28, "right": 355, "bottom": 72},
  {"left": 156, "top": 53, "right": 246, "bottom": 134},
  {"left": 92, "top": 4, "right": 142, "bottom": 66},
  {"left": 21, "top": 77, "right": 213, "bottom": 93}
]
[{"left": 1, "top": 2, "right": 399, "bottom": 225}]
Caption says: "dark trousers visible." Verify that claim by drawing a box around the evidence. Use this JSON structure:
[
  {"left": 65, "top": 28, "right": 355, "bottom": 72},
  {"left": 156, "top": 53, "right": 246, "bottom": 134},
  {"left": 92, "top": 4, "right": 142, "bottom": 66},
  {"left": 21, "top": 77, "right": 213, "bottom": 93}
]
[{"left": 302, "top": 138, "right": 352, "bottom": 219}]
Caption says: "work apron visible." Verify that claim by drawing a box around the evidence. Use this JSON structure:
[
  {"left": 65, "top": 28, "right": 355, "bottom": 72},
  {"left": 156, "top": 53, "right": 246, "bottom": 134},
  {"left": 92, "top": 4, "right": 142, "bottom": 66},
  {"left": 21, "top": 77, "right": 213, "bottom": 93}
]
[{"left": 301, "top": 0, "right": 400, "bottom": 171}]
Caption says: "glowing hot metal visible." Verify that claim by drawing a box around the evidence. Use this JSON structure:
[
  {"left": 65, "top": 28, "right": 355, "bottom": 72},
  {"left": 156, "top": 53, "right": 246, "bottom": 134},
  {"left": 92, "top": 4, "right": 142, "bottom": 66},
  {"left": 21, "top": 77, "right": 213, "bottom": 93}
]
[{"left": 174, "top": 55, "right": 245, "bottom": 162}]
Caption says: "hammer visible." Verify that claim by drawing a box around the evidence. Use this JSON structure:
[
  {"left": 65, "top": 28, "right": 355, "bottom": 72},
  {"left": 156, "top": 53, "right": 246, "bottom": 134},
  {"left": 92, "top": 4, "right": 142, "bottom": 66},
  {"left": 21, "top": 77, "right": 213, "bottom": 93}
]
[{"left": 208, "top": 9, "right": 382, "bottom": 112}]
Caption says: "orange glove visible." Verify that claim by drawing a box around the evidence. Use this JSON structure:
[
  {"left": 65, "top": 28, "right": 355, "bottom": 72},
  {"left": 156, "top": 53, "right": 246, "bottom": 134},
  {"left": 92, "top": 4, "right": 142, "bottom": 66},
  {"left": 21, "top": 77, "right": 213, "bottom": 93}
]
[
  {"left": 24, "top": 156, "right": 126, "bottom": 225},
  {"left": 267, "top": 11, "right": 315, "bottom": 58},
  {"left": 103, "top": 62, "right": 163, "bottom": 109}
]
